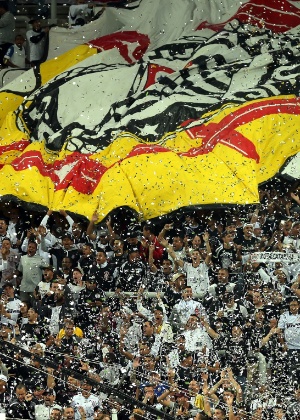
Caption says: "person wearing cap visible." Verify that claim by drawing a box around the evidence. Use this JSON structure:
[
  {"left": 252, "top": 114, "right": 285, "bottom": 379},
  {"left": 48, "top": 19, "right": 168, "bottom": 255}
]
[
  {"left": 125, "top": 227, "right": 141, "bottom": 249},
  {"left": 70, "top": 379, "right": 101, "bottom": 420},
  {"left": 86, "top": 212, "right": 115, "bottom": 257},
  {"left": 34, "top": 265, "right": 56, "bottom": 301},
  {"left": 26, "top": 17, "right": 49, "bottom": 66},
  {"left": 35, "top": 387, "right": 61, "bottom": 420},
  {"left": 0, "top": 1, "right": 15, "bottom": 67},
  {"left": 40, "top": 231, "right": 80, "bottom": 270}
]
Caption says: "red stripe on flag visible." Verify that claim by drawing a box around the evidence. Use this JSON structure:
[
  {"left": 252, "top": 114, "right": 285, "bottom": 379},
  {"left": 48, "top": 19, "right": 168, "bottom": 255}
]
[
  {"left": 196, "top": 0, "right": 300, "bottom": 32},
  {"left": 11, "top": 151, "right": 108, "bottom": 195},
  {"left": 0, "top": 139, "right": 30, "bottom": 154},
  {"left": 87, "top": 31, "right": 150, "bottom": 63}
]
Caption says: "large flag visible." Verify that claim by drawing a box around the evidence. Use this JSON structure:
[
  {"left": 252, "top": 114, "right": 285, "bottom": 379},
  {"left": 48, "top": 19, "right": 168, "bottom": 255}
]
[{"left": 0, "top": 0, "right": 299, "bottom": 222}]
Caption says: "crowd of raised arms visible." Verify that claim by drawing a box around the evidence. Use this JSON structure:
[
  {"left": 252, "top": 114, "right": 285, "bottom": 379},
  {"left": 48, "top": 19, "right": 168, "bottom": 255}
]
[{"left": 0, "top": 178, "right": 299, "bottom": 420}]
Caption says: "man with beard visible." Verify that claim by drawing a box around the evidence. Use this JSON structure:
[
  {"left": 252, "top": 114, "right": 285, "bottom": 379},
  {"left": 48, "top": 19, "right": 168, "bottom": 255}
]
[{"left": 17, "top": 240, "right": 47, "bottom": 304}]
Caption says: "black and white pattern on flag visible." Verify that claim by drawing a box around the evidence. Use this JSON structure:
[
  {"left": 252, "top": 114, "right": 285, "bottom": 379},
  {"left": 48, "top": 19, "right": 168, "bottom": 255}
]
[{"left": 16, "top": 20, "right": 300, "bottom": 154}]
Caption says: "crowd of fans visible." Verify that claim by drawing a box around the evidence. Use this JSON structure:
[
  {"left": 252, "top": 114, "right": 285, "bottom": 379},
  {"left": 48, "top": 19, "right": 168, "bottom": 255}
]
[{"left": 0, "top": 178, "right": 298, "bottom": 419}]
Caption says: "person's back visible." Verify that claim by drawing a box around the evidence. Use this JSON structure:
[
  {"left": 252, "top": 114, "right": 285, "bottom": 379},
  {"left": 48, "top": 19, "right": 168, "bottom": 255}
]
[{"left": 69, "top": 0, "right": 93, "bottom": 27}]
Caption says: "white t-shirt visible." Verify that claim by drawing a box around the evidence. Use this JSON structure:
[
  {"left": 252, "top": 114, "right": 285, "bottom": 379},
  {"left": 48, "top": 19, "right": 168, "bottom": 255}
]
[
  {"left": 26, "top": 29, "right": 47, "bottom": 62},
  {"left": 183, "top": 261, "right": 209, "bottom": 298},
  {"left": 71, "top": 393, "right": 101, "bottom": 420},
  {"left": 69, "top": 4, "right": 93, "bottom": 26},
  {"left": 278, "top": 311, "right": 300, "bottom": 349},
  {"left": 1, "top": 297, "right": 22, "bottom": 326},
  {"left": 4, "top": 44, "right": 26, "bottom": 68}
]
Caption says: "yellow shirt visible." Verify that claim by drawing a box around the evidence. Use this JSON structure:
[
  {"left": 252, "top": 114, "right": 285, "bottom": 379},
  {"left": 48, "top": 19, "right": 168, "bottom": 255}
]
[{"left": 57, "top": 326, "right": 84, "bottom": 339}]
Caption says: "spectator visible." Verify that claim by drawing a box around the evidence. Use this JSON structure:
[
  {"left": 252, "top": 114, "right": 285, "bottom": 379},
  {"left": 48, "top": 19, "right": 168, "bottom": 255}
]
[
  {"left": 68, "top": 0, "right": 93, "bottom": 27},
  {"left": 70, "top": 379, "right": 102, "bottom": 420},
  {"left": 116, "top": 247, "right": 146, "bottom": 292},
  {"left": 278, "top": 298, "right": 300, "bottom": 387},
  {"left": 3, "top": 34, "right": 27, "bottom": 68},
  {"left": 17, "top": 240, "right": 47, "bottom": 304},
  {"left": 88, "top": 249, "right": 115, "bottom": 291},
  {"left": 0, "top": 1, "right": 14, "bottom": 66},
  {"left": 34, "top": 388, "right": 61, "bottom": 420},
  {"left": 0, "top": 237, "right": 20, "bottom": 287},
  {"left": 40, "top": 232, "right": 80, "bottom": 270},
  {"left": 7, "top": 383, "right": 35, "bottom": 419},
  {"left": 0, "top": 281, "right": 22, "bottom": 326},
  {"left": 163, "top": 232, "right": 211, "bottom": 299},
  {"left": 26, "top": 17, "right": 49, "bottom": 66}
]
